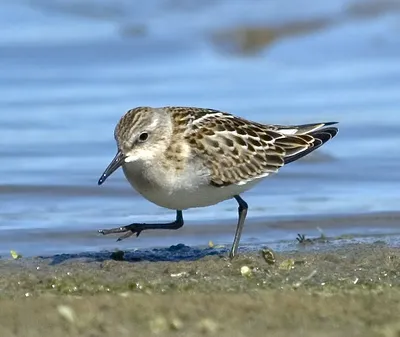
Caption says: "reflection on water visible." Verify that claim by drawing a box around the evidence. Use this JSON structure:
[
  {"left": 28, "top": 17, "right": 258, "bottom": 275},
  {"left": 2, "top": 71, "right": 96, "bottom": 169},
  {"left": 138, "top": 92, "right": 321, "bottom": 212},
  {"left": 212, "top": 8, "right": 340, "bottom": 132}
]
[{"left": 1, "top": 0, "right": 400, "bottom": 256}]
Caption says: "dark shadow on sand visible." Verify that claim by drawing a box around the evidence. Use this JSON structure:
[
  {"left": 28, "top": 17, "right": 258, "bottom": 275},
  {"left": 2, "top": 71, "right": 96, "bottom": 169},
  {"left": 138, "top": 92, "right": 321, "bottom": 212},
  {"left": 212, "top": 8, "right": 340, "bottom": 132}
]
[{"left": 39, "top": 244, "right": 228, "bottom": 265}]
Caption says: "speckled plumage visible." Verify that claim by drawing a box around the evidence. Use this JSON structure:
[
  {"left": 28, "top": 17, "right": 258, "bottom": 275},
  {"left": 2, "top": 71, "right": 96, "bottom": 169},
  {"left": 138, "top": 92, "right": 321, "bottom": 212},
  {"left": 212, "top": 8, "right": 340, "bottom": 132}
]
[{"left": 98, "top": 106, "right": 338, "bottom": 258}]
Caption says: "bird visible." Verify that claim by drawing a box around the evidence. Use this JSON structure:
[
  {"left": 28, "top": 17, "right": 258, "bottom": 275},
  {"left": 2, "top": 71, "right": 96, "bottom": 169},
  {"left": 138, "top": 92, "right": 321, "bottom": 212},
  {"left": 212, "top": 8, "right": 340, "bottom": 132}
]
[{"left": 98, "top": 106, "right": 338, "bottom": 259}]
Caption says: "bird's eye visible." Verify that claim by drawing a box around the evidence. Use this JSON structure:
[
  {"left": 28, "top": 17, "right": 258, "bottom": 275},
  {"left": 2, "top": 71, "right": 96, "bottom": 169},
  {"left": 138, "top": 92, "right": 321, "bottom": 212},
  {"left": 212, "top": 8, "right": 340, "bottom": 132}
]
[{"left": 138, "top": 132, "right": 149, "bottom": 142}]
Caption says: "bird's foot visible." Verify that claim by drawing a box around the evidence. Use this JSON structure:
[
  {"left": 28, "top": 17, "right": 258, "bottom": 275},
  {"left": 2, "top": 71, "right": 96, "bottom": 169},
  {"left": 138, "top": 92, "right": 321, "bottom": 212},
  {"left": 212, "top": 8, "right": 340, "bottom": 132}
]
[
  {"left": 99, "top": 215, "right": 184, "bottom": 242},
  {"left": 98, "top": 224, "right": 144, "bottom": 241}
]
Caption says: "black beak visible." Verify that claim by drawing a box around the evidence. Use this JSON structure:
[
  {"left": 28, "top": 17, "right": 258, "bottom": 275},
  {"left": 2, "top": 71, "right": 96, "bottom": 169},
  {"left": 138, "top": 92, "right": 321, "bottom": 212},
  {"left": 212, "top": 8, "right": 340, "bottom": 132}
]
[{"left": 98, "top": 150, "right": 125, "bottom": 185}]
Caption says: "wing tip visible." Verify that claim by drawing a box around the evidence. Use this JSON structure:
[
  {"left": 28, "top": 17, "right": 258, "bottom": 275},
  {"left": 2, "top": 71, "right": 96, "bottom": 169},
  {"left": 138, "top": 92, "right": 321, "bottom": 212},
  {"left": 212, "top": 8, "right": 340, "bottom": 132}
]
[
  {"left": 323, "top": 121, "right": 339, "bottom": 127},
  {"left": 283, "top": 126, "right": 338, "bottom": 165}
]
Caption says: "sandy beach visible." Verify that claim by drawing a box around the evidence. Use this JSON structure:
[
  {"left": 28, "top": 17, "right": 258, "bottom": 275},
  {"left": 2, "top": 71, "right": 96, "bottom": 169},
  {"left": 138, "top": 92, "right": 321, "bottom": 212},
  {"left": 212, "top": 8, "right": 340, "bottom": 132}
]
[{"left": 1, "top": 242, "right": 399, "bottom": 337}]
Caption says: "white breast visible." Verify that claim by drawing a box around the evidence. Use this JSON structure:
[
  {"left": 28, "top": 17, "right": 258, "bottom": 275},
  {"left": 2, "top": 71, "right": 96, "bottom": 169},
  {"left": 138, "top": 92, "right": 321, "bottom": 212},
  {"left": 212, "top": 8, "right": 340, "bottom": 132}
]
[{"left": 121, "top": 161, "right": 266, "bottom": 210}]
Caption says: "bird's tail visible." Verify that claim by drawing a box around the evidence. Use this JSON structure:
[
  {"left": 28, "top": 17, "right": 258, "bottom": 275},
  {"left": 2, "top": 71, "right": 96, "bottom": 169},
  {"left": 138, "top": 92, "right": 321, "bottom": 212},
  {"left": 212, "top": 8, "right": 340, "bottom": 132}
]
[{"left": 274, "top": 122, "right": 338, "bottom": 165}]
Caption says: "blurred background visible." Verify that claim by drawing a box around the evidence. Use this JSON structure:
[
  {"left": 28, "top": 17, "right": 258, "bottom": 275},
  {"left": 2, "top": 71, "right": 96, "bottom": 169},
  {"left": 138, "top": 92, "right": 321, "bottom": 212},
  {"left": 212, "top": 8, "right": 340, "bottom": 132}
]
[{"left": 1, "top": 0, "right": 400, "bottom": 256}]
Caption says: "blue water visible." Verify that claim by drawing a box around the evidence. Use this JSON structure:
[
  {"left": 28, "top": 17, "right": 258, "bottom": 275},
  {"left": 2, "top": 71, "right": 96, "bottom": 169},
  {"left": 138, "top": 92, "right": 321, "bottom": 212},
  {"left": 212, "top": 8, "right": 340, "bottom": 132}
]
[{"left": 1, "top": 0, "right": 400, "bottom": 256}]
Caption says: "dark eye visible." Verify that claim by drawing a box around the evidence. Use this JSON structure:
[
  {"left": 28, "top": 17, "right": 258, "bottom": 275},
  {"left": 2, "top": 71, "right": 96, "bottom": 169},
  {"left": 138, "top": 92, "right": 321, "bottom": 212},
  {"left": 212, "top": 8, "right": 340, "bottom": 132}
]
[{"left": 138, "top": 132, "right": 149, "bottom": 142}]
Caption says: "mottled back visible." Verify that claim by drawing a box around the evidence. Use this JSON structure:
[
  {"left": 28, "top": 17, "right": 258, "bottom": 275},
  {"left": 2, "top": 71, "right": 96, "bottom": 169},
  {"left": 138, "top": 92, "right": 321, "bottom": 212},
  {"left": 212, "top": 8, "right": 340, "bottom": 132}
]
[{"left": 167, "top": 107, "right": 338, "bottom": 187}]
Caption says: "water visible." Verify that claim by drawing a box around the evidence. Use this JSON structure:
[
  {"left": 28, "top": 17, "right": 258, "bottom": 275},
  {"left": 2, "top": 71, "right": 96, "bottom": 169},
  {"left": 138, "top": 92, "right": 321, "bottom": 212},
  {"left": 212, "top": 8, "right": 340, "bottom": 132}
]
[{"left": 1, "top": 0, "right": 400, "bottom": 257}]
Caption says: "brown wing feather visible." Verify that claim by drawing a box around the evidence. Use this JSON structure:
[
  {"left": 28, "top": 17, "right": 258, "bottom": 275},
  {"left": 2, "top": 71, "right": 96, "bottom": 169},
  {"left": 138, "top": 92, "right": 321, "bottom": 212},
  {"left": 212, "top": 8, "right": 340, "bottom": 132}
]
[{"left": 169, "top": 107, "right": 338, "bottom": 187}]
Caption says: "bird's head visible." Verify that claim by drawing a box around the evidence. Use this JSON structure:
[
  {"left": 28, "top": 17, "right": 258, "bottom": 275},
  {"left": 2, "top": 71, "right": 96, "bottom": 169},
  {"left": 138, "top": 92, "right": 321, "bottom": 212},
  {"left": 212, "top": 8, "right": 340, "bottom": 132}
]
[{"left": 98, "top": 107, "right": 172, "bottom": 185}]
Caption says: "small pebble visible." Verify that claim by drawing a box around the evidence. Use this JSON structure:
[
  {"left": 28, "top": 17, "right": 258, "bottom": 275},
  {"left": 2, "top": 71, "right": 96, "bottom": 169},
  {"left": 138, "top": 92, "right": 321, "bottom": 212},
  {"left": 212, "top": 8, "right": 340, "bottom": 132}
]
[
  {"left": 149, "top": 316, "right": 168, "bottom": 334},
  {"left": 198, "top": 318, "right": 219, "bottom": 333},
  {"left": 261, "top": 248, "right": 276, "bottom": 265},
  {"left": 57, "top": 305, "right": 76, "bottom": 324},
  {"left": 170, "top": 271, "right": 189, "bottom": 278},
  {"left": 170, "top": 318, "right": 184, "bottom": 330},
  {"left": 240, "top": 266, "right": 252, "bottom": 277},
  {"left": 279, "top": 259, "right": 295, "bottom": 271},
  {"left": 10, "top": 250, "right": 22, "bottom": 260}
]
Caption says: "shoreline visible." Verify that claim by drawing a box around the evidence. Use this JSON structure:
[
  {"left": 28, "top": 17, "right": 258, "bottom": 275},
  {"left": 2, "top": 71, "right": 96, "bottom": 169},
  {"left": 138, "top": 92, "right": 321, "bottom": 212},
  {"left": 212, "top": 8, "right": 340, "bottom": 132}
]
[{"left": 2, "top": 209, "right": 400, "bottom": 257}]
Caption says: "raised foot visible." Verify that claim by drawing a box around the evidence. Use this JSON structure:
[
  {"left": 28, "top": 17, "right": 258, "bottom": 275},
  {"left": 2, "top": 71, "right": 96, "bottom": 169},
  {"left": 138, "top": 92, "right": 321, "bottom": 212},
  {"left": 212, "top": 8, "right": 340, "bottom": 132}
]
[
  {"left": 98, "top": 224, "right": 144, "bottom": 241},
  {"left": 99, "top": 212, "right": 184, "bottom": 243}
]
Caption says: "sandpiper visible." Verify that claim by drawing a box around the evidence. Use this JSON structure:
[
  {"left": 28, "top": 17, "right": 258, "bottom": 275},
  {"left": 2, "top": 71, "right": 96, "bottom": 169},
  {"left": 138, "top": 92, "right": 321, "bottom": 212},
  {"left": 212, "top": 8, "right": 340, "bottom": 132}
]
[{"left": 98, "top": 106, "right": 338, "bottom": 258}]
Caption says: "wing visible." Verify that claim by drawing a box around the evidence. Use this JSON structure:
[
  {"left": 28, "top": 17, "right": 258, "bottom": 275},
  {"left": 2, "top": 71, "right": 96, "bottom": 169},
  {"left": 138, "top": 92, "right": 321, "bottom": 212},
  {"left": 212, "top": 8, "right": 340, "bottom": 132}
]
[{"left": 178, "top": 107, "right": 338, "bottom": 187}]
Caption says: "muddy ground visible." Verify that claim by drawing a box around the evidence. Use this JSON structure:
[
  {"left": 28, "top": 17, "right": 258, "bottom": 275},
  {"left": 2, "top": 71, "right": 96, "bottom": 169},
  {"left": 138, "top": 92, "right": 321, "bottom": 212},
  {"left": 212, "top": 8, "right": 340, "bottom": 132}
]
[{"left": 0, "top": 241, "right": 400, "bottom": 337}]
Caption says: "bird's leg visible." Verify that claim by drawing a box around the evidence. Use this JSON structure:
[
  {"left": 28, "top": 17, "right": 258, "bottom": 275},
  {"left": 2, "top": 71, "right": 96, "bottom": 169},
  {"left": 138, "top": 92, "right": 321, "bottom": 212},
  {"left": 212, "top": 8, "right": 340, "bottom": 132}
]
[
  {"left": 229, "top": 195, "right": 248, "bottom": 259},
  {"left": 99, "top": 210, "right": 184, "bottom": 241}
]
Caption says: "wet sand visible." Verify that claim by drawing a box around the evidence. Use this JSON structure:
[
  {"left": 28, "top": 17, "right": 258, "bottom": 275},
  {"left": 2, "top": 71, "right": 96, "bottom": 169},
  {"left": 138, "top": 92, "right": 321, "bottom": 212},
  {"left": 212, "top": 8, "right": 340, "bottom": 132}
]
[{"left": 1, "top": 241, "right": 400, "bottom": 337}]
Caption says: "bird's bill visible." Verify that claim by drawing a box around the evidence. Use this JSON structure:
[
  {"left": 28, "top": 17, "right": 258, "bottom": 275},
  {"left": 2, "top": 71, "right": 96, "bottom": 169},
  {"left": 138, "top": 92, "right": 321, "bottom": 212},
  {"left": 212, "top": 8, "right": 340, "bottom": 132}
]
[{"left": 98, "top": 150, "right": 125, "bottom": 185}]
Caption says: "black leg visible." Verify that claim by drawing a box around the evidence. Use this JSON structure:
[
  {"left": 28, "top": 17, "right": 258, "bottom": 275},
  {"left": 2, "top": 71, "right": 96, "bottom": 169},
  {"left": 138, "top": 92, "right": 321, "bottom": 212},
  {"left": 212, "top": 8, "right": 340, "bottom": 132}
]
[
  {"left": 229, "top": 195, "right": 248, "bottom": 259},
  {"left": 99, "top": 210, "right": 184, "bottom": 241}
]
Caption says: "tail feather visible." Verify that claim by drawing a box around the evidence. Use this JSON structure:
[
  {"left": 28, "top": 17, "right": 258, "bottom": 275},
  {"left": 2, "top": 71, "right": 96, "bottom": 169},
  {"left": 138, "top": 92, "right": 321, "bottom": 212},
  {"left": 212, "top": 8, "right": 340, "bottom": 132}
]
[
  {"left": 283, "top": 125, "right": 338, "bottom": 164},
  {"left": 276, "top": 121, "right": 338, "bottom": 135}
]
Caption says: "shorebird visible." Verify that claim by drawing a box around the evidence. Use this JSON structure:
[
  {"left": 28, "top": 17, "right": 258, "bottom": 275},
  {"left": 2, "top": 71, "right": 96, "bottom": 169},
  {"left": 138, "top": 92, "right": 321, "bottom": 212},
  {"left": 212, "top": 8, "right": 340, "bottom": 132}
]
[{"left": 98, "top": 106, "right": 338, "bottom": 258}]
